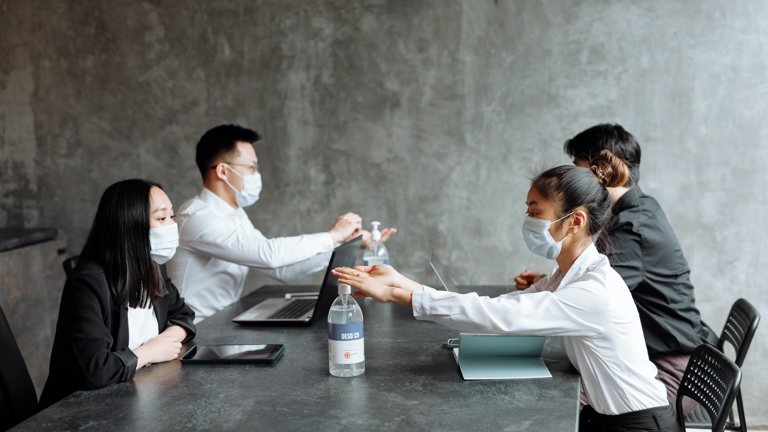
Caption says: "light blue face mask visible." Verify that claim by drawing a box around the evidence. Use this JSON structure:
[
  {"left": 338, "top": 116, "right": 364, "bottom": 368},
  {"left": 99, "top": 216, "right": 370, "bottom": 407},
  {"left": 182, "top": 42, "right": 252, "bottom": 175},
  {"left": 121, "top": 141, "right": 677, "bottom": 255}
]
[
  {"left": 521, "top": 212, "right": 573, "bottom": 260},
  {"left": 149, "top": 223, "right": 179, "bottom": 265},
  {"left": 223, "top": 164, "right": 262, "bottom": 208}
]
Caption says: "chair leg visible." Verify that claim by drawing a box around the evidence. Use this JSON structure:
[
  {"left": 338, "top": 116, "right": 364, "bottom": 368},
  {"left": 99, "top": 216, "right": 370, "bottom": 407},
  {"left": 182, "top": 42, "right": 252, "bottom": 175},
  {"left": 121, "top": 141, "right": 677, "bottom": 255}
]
[{"left": 735, "top": 390, "right": 747, "bottom": 432}]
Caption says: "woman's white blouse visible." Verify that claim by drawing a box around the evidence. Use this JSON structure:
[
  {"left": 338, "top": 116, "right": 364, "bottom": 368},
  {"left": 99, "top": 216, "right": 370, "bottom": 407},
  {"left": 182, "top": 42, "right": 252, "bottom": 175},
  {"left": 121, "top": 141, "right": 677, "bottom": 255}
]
[
  {"left": 411, "top": 244, "right": 669, "bottom": 415},
  {"left": 127, "top": 305, "right": 159, "bottom": 350}
]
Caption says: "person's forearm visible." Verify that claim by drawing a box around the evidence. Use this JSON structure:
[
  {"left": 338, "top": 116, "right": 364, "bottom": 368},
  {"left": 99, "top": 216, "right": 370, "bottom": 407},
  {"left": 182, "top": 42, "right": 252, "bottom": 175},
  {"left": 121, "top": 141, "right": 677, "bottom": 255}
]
[
  {"left": 390, "top": 283, "right": 423, "bottom": 306},
  {"left": 393, "top": 274, "right": 425, "bottom": 292},
  {"left": 161, "top": 325, "right": 187, "bottom": 341},
  {"left": 391, "top": 287, "right": 413, "bottom": 306},
  {"left": 133, "top": 346, "right": 152, "bottom": 370}
]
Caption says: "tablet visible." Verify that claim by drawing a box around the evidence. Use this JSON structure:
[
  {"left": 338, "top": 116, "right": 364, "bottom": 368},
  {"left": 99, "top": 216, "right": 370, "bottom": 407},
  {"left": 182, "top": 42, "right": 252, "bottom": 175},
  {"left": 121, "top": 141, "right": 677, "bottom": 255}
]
[{"left": 180, "top": 344, "right": 285, "bottom": 364}]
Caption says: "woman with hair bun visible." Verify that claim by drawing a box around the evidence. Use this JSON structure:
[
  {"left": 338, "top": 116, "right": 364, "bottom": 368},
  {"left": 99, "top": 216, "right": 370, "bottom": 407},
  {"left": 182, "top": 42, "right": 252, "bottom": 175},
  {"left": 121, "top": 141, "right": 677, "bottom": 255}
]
[{"left": 332, "top": 154, "right": 679, "bottom": 432}]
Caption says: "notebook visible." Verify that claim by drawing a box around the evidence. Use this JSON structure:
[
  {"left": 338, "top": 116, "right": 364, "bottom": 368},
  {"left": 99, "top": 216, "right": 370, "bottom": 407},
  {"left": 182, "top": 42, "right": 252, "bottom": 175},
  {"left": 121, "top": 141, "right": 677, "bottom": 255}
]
[
  {"left": 429, "top": 250, "right": 457, "bottom": 292},
  {"left": 452, "top": 334, "right": 551, "bottom": 380},
  {"left": 231, "top": 235, "right": 361, "bottom": 326}
]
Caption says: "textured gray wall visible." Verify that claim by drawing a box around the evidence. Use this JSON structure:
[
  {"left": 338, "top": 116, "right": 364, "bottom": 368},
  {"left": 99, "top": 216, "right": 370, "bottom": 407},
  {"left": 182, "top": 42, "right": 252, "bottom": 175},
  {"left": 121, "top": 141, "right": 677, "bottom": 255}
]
[{"left": 2, "top": 0, "right": 767, "bottom": 425}]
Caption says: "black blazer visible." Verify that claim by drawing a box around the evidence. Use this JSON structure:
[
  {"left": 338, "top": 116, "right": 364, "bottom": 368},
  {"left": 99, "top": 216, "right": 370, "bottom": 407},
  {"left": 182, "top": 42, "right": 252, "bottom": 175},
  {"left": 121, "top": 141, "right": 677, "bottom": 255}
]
[{"left": 39, "top": 259, "right": 196, "bottom": 409}]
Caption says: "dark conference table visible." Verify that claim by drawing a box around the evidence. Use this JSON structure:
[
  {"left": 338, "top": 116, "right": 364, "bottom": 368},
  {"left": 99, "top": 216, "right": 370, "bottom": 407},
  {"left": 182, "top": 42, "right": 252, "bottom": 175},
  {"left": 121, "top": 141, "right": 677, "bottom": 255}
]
[{"left": 15, "top": 285, "right": 581, "bottom": 431}]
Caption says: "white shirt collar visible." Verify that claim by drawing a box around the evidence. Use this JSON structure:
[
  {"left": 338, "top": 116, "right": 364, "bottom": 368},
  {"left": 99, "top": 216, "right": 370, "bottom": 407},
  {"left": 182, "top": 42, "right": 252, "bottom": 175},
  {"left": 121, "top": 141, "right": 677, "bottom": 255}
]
[
  {"left": 551, "top": 243, "right": 604, "bottom": 289},
  {"left": 199, "top": 187, "right": 240, "bottom": 215}
]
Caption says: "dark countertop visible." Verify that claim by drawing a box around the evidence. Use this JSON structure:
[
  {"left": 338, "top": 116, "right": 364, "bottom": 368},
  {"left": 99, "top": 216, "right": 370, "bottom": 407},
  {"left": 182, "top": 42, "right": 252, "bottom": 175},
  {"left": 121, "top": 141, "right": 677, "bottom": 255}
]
[
  {"left": 14, "top": 285, "right": 581, "bottom": 432},
  {"left": 0, "top": 228, "right": 59, "bottom": 253}
]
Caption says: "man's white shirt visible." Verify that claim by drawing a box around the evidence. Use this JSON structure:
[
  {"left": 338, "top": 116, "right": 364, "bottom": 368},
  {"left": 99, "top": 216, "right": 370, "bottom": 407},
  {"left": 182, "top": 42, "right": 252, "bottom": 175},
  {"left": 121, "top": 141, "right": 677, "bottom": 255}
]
[{"left": 167, "top": 188, "right": 335, "bottom": 322}]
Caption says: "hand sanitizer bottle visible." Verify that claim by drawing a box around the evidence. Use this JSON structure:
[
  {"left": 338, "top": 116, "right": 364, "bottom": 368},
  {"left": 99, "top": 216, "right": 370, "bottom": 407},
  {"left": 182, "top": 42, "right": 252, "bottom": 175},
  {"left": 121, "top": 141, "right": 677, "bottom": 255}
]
[
  {"left": 362, "top": 221, "right": 389, "bottom": 266},
  {"left": 328, "top": 284, "right": 365, "bottom": 377}
]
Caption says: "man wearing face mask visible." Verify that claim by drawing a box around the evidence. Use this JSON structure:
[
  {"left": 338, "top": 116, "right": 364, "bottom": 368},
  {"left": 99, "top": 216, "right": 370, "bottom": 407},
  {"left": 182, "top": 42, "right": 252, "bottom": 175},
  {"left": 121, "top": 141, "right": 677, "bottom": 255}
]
[{"left": 168, "top": 124, "right": 368, "bottom": 322}]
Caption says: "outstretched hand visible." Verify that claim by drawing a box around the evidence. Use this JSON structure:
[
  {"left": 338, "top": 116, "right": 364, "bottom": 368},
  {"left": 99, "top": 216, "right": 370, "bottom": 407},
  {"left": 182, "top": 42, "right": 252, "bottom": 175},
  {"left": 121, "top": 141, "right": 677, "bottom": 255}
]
[
  {"left": 351, "top": 264, "right": 402, "bottom": 287},
  {"left": 333, "top": 266, "right": 394, "bottom": 303},
  {"left": 332, "top": 265, "right": 420, "bottom": 306}
]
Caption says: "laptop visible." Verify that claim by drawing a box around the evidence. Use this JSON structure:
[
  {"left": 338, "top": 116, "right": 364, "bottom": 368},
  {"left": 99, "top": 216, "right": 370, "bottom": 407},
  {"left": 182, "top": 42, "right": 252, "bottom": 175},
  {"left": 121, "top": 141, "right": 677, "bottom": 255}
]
[
  {"left": 232, "top": 235, "right": 361, "bottom": 325},
  {"left": 429, "top": 250, "right": 458, "bottom": 292}
]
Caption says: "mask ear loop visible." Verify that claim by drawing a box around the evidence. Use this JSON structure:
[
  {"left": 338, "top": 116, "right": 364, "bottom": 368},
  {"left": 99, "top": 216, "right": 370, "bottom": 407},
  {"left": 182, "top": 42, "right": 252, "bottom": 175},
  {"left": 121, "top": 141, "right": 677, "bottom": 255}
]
[
  {"left": 222, "top": 163, "right": 244, "bottom": 179},
  {"left": 221, "top": 163, "right": 245, "bottom": 195},
  {"left": 213, "top": 162, "right": 230, "bottom": 182},
  {"left": 566, "top": 211, "right": 588, "bottom": 239},
  {"left": 551, "top": 212, "right": 575, "bottom": 243}
]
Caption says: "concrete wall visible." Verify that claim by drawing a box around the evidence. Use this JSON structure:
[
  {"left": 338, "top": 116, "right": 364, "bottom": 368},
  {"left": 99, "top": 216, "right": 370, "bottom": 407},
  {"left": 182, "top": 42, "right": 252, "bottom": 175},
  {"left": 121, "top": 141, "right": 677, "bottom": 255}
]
[{"left": 2, "top": 0, "right": 767, "bottom": 425}]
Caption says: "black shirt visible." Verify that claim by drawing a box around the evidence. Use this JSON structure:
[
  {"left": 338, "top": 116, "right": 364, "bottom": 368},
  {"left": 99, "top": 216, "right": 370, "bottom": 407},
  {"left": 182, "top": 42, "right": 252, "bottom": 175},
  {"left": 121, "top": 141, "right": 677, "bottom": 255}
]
[{"left": 605, "top": 187, "right": 718, "bottom": 357}]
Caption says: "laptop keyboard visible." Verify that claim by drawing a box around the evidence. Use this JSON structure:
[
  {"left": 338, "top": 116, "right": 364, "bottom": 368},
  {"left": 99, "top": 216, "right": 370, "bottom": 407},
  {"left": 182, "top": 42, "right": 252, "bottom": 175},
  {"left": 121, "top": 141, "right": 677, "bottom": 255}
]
[{"left": 267, "top": 299, "right": 316, "bottom": 319}]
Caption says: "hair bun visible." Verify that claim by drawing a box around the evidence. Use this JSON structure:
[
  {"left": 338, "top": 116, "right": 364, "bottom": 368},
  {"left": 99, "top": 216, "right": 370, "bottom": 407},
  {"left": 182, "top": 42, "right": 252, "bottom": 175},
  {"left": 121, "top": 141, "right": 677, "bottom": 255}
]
[
  {"left": 590, "top": 165, "right": 607, "bottom": 186},
  {"left": 590, "top": 150, "right": 631, "bottom": 188}
]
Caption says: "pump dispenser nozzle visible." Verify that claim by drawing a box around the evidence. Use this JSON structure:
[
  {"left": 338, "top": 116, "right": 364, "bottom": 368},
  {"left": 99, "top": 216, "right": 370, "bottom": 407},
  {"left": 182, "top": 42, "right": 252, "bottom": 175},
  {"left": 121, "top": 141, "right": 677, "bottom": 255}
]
[{"left": 370, "top": 221, "right": 382, "bottom": 241}]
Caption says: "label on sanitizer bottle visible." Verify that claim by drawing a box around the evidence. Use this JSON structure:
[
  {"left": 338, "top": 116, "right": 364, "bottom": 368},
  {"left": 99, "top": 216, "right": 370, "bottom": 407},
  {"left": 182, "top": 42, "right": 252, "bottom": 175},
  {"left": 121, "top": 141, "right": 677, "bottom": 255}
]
[{"left": 328, "top": 322, "right": 365, "bottom": 364}]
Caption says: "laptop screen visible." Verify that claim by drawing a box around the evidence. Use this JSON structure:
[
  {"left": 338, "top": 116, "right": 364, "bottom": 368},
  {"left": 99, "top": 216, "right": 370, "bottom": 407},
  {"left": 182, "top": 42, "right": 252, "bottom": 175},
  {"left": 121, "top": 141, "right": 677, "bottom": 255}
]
[
  {"left": 312, "top": 234, "right": 362, "bottom": 321},
  {"left": 429, "top": 251, "right": 458, "bottom": 292}
]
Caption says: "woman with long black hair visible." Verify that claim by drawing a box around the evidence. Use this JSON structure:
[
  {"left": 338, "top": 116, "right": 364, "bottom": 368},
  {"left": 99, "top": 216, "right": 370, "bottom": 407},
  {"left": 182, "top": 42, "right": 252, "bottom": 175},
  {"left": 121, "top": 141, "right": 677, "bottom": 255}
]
[{"left": 40, "top": 179, "right": 196, "bottom": 409}]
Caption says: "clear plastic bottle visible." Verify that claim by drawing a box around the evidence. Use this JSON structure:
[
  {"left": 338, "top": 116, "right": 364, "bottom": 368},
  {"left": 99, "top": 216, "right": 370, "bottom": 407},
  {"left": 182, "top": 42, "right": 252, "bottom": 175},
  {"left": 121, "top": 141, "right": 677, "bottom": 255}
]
[
  {"left": 362, "top": 221, "right": 389, "bottom": 266},
  {"left": 328, "top": 284, "right": 365, "bottom": 377}
]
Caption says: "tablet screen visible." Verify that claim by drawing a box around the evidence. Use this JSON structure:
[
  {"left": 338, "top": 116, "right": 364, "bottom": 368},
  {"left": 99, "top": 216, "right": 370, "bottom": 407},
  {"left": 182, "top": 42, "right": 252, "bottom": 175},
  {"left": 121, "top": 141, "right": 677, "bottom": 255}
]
[{"left": 182, "top": 344, "right": 284, "bottom": 364}]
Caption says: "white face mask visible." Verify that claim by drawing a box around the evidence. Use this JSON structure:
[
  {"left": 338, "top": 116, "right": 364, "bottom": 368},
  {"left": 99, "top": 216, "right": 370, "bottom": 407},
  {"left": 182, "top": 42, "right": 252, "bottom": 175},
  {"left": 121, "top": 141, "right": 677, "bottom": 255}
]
[
  {"left": 521, "top": 213, "right": 573, "bottom": 260},
  {"left": 223, "top": 164, "right": 262, "bottom": 208},
  {"left": 149, "top": 223, "right": 179, "bottom": 265}
]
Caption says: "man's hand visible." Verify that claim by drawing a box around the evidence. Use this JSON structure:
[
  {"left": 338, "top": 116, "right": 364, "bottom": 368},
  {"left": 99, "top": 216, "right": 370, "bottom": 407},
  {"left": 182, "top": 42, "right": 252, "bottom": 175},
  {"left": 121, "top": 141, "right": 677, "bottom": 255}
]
[{"left": 329, "top": 212, "right": 363, "bottom": 244}]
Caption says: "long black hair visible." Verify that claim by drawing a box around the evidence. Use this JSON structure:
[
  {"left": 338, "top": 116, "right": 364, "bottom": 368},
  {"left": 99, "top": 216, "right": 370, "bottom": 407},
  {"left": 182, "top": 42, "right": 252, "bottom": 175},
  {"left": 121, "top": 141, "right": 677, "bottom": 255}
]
[{"left": 80, "top": 179, "right": 168, "bottom": 307}]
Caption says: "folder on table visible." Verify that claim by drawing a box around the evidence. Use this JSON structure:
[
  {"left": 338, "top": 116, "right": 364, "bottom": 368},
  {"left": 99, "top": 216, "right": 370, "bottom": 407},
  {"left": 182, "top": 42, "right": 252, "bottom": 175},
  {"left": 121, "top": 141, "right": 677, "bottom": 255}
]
[{"left": 452, "top": 334, "right": 551, "bottom": 380}]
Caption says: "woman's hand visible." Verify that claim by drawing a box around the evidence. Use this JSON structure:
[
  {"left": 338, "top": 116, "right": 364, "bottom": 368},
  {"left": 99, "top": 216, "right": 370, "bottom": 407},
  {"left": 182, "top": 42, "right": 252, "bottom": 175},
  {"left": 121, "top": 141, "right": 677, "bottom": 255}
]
[
  {"left": 332, "top": 266, "right": 420, "bottom": 306},
  {"left": 133, "top": 333, "right": 183, "bottom": 369},
  {"left": 350, "top": 264, "right": 403, "bottom": 288},
  {"left": 513, "top": 270, "right": 546, "bottom": 290}
]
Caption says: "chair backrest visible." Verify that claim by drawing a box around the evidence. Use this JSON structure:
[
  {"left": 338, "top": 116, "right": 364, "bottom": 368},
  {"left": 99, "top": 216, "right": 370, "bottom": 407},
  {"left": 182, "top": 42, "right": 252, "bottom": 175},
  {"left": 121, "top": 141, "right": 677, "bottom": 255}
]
[
  {"left": 676, "top": 344, "right": 742, "bottom": 432},
  {"left": 719, "top": 298, "right": 760, "bottom": 367},
  {"left": 0, "top": 304, "right": 38, "bottom": 431},
  {"left": 62, "top": 255, "right": 79, "bottom": 277}
]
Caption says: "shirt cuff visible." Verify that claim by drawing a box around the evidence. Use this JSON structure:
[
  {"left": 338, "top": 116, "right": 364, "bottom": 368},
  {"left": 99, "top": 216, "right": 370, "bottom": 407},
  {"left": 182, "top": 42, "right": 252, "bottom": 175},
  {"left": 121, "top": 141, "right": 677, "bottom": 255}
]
[
  {"left": 411, "top": 285, "right": 437, "bottom": 319},
  {"left": 326, "top": 233, "right": 341, "bottom": 249}
]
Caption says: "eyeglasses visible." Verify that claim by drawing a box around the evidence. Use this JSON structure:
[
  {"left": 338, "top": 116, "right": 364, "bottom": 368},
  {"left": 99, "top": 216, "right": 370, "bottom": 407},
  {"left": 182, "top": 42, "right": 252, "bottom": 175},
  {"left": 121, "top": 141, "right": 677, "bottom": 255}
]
[{"left": 210, "top": 161, "right": 259, "bottom": 175}]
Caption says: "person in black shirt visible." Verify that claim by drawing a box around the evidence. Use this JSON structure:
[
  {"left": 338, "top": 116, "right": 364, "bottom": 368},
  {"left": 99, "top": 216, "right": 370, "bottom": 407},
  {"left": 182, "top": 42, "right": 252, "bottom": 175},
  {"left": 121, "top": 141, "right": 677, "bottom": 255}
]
[{"left": 515, "top": 123, "right": 717, "bottom": 415}]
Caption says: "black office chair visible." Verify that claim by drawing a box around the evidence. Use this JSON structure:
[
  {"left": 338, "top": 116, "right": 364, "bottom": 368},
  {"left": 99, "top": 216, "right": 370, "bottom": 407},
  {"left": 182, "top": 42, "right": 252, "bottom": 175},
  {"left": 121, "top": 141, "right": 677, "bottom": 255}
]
[
  {"left": 62, "top": 255, "right": 79, "bottom": 277},
  {"left": 0, "top": 304, "right": 38, "bottom": 431},
  {"left": 685, "top": 298, "right": 760, "bottom": 432},
  {"left": 677, "top": 344, "right": 742, "bottom": 432}
]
